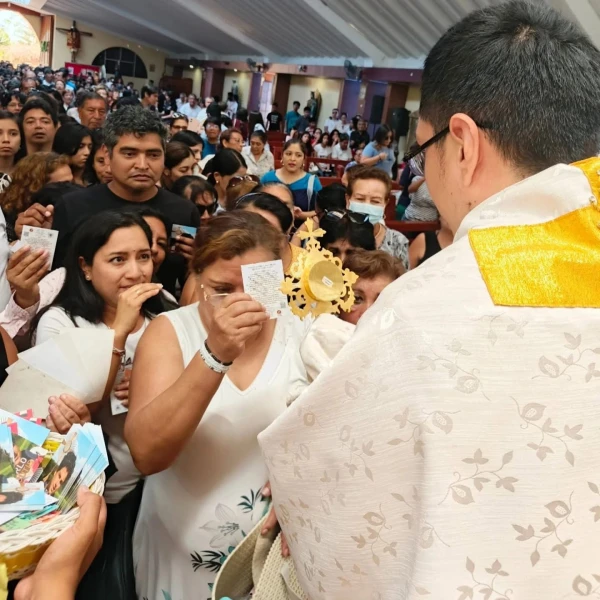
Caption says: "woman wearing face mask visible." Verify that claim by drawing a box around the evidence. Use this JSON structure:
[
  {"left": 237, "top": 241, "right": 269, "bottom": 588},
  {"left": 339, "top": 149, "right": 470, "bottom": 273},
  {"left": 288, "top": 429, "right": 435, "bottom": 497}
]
[
  {"left": 125, "top": 211, "right": 307, "bottom": 600},
  {"left": 33, "top": 210, "right": 174, "bottom": 600},
  {"left": 345, "top": 167, "right": 410, "bottom": 269},
  {"left": 161, "top": 142, "right": 197, "bottom": 191},
  {"left": 52, "top": 123, "right": 93, "bottom": 187},
  {"left": 242, "top": 131, "right": 274, "bottom": 178},
  {"left": 260, "top": 140, "right": 321, "bottom": 222},
  {"left": 202, "top": 148, "right": 247, "bottom": 213}
]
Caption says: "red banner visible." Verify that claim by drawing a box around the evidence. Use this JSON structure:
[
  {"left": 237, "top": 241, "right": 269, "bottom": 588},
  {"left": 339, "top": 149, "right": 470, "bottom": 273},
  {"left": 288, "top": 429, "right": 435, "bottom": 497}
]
[{"left": 65, "top": 63, "right": 100, "bottom": 77}]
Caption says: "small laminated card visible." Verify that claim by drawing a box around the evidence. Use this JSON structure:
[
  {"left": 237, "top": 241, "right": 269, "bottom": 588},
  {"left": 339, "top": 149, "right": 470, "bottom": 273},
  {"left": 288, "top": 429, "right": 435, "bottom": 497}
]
[
  {"left": 241, "top": 259, "right": 287, "bottom": 319},
  {"left": 171, "top": 224, "right": 197, "bottom": 249},
  {"left": 20, "top": 227, "right": 58, "bottom": 266}
]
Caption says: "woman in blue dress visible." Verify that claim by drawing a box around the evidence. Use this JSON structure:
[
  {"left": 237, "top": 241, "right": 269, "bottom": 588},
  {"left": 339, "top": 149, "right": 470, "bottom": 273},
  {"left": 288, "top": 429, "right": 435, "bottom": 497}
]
[{"left": 260, "top": 139, "right": 322, "bottom": 221}]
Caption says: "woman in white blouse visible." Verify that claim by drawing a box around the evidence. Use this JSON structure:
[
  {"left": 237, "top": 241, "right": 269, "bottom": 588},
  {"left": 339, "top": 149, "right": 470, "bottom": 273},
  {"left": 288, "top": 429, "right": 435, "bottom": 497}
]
[
  {"left": 242, "top": 130, "right": 274, "bottom": 178},
  {"left": 313, "top": 132, "right": 333, "bottom": 172}
]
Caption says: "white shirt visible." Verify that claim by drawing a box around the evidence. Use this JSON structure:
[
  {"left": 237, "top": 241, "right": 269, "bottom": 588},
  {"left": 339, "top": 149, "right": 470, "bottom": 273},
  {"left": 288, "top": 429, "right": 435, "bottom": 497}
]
[
  {"left": 226, "top": 100, "right": 238, "bottom": 118},
  {"left": 339, "top": 123, "right": 352, "bottom": 135},
  {"left": 36, "top": 307, "right": 149, "bottom": 504},
  {"left": 324, "top": 117, "right": 342, "bottom": 132},
  {"left": 314, "top": 144, "right": 332, "bottom": 159},
  {"left": 133, "top": 304, "right": 308, "bottom": 599},
  {"left": 67, "top": 107, "right": 81, "bottom": 123},
  {"left": 179, "top": 103, "right": 202, "bottom": 119},
  {"left": 331, "top": 144, "right": 352, "bottom": 161},
  {"left": 242, "top": 146, "right": 275, "bottom": 178}
]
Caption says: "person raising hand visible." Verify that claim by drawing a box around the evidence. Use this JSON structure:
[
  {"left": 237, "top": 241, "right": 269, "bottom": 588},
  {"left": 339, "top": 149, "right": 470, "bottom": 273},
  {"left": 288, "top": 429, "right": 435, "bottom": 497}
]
[{"left": 125, "top": 211, "right": 308, "bottom": 599}]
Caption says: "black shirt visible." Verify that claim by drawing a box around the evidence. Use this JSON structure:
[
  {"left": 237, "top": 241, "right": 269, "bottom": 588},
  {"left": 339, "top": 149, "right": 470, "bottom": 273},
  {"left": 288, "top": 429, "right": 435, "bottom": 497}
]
[
  {"left": 52, "top": 184, "right": 200, "bottom": 294},
  {"left": 296, "top": 116, "right": 310, "bottom": 133},
  {"left": 350, "top": 130, "right": 370, "bottom": 149},
  {"left": 266, "top": 111, "right": 283, "bottom": 131}
]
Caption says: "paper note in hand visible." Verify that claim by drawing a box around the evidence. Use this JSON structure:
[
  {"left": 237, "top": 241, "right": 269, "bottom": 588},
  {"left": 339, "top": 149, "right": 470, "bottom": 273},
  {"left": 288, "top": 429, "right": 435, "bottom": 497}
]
[
  {"left": 21, "top": 227, "right": 58, "bottom": 266},
  {"left": 241, "top": 259, "right": 287, "bottom": 319}
]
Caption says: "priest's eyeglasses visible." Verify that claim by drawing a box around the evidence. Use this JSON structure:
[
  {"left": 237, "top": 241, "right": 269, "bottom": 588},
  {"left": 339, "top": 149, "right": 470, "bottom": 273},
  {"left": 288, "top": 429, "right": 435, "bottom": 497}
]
[{"left": 404, "top": 122, "right": 494, "bottom": 178}]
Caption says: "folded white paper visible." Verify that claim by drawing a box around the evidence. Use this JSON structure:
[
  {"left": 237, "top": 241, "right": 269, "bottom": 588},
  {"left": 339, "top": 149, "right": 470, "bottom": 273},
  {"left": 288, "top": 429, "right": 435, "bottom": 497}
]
[{"left": 0, "top": 329, "right": 114, "bottom": 417}]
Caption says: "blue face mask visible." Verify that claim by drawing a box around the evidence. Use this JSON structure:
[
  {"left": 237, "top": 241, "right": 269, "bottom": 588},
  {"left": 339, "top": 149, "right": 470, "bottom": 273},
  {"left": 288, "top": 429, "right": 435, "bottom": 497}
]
[{"left": 349, "top": 201, "right": 385, "bottom": 225}]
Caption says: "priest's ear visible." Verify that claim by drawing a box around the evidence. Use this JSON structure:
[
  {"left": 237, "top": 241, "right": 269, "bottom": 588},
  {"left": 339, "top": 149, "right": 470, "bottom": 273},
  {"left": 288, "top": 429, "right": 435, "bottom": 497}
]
[{"left": 448, "top": 113, "right": 481, "bottom": 188}]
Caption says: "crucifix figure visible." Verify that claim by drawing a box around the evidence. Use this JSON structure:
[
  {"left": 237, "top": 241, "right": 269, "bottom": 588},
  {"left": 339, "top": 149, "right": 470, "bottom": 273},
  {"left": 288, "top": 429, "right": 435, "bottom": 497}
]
[{"left": 57, "top": 21, "right": 93, "bottom": 62}]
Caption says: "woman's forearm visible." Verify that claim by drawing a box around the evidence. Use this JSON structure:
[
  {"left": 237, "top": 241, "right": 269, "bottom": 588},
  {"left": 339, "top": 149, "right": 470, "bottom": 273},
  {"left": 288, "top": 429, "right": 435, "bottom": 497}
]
[{"left": 125, "top": 352, "right": 223, "bottom": 475}]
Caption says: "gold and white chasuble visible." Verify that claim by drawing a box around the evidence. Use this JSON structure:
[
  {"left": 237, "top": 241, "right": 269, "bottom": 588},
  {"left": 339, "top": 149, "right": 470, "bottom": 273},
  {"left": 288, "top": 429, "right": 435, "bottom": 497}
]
[{"left": 258, "top": 159, "right": 600, "bottom": 600}]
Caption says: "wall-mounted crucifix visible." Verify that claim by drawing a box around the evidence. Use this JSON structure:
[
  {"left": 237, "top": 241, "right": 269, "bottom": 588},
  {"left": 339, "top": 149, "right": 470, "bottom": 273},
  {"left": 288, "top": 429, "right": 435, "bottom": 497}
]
[{"left": 57, "top": 20, "right": 92, "bottom": 62}]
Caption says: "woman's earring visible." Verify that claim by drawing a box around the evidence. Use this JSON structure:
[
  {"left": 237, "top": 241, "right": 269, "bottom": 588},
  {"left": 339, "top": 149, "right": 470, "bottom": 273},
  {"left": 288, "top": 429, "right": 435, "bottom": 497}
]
[{"left": 85, "top": 273, "right": 91, "bottom": 281}]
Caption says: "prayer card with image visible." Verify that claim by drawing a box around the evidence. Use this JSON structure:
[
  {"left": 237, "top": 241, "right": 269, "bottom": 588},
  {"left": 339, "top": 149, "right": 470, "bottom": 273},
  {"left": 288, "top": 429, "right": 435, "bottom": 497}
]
[{"left": 241, "top": 259, "right": 288, "bottom": 319}]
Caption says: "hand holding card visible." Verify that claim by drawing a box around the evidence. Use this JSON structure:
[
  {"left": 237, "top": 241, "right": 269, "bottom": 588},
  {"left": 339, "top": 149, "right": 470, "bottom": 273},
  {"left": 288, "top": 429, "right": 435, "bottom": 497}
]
[
  {"left": 241, "top": 260, "right": 288, "bottom": 319},
  {"left": 19, "top": 226, "right": 58, "bottom": 267},
  {"left": 205, "top": 293, "right": 270, "bottom": 364}
]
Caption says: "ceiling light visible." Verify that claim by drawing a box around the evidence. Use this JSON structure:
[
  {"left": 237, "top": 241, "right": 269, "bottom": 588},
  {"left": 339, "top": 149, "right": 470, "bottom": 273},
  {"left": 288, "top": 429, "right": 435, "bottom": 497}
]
[
  {"left": 189, "top": 64, "right": 194, "bottom": 69},
  {"left": 234, "top": 68, "right": 238, "bottom": 72}
]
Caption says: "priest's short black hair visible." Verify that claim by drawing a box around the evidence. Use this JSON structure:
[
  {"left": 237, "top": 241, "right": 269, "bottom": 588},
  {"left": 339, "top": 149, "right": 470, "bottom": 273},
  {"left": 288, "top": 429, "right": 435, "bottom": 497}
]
[{"left": 420, "top": 0, "right": 600, "bottom": 174}]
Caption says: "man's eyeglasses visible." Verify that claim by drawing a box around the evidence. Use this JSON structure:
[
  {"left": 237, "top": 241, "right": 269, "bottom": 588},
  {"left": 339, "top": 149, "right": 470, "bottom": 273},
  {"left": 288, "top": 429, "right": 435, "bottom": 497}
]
[
  {"left": 322, "top": 209, "right": 370, "bottom": 225},
  {"left": 404, "top": 122, "right": 494, "bottom": 177},
  {"left": 226, "top": 174, "right": 260, "bottom": 190}
]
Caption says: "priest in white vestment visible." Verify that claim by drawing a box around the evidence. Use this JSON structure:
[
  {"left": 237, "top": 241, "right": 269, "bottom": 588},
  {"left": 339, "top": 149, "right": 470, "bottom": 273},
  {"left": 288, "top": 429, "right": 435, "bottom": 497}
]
[{"left": 258, "top": 2, "right": 600, "bottom": 599}]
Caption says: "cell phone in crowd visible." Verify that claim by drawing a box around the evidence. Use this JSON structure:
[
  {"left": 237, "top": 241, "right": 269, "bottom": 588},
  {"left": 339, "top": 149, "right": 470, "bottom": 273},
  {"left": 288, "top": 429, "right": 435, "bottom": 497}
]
[{"left": 170, "top": 224, "right": 197, "bottom": 251}]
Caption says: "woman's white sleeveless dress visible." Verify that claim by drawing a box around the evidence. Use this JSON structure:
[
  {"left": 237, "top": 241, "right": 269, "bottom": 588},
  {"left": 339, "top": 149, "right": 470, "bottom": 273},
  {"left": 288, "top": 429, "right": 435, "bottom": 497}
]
[{"left": 133, "top": 303, "right": 307, "bottom": 600}]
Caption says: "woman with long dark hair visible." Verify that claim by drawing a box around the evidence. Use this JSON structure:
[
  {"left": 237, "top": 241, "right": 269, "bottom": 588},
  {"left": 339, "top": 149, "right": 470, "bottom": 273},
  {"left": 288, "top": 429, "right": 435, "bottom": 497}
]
[
  {"left": 202, "top": 148, "right": 247, "bottom": 213},
  {"left": 359, "top": 124, "right": 395, "bottom": 177},
  {"left": 0, "top": 110, "right": 21, "bottom": 192},
  {"left": 52, "top": 123, "right": 92, "bottom": 186},
  {"left": 34, "top": 210, "right": 173, "bottom": 600},
  {"left": 260, "top": 139, "right": 322, "bottom": 221},
  {"left": 161, "top": 141, "right": 197, "bottom": 190},
  {"left": 83, "top": 129, "right": 113, "bottom": 186}
]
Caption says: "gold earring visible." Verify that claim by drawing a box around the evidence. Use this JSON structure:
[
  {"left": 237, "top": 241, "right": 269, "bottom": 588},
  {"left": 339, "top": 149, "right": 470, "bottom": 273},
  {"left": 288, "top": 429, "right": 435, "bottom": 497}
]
[{"left": 200, "top": 284, "right": 209, "bottom": 302}]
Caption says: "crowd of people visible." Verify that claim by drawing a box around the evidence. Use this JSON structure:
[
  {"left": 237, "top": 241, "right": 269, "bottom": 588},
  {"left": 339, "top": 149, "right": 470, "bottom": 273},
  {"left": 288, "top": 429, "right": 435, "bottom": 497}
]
[
  {"left": 0, "top": 0, "right": 596, "bottom": 598},
  {"left": 0, "top": 58, "right": 421, "bottom": 600}
]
